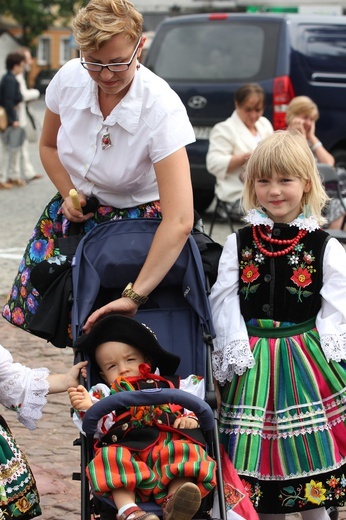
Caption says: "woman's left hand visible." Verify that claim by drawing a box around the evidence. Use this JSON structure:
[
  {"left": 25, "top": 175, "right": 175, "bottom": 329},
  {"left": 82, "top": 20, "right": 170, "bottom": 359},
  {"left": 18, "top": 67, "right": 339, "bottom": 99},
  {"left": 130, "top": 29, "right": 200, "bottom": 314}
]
[{"left": 82, "top": 297, "right": 138, "bottom": 333}]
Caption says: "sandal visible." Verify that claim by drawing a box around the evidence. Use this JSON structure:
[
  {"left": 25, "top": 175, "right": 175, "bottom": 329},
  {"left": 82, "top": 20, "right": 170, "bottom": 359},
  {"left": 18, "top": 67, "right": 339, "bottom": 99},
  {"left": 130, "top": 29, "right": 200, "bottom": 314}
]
[
  {"left": 162, "top": 482, "right": 202, "bottom": 520},
  {"left": 117, "top": 505, "right": 160, "bottom": 520}
]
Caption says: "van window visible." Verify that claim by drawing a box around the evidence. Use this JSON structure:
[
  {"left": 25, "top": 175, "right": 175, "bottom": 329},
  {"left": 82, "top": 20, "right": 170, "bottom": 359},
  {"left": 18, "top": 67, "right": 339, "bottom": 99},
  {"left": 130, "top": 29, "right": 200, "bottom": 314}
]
[
  {"left": 146, "top": 20, "right": 281, "bottom": 82},
  {"left": 300, "top": 25, "right": 346, "bottom": 69}
]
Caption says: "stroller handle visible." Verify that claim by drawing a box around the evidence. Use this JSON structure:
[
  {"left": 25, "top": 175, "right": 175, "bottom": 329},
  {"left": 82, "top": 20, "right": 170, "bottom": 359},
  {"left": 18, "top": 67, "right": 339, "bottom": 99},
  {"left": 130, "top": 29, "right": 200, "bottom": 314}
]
[{"left": 82, "top": 388, "right": 215, "bottom": 435}]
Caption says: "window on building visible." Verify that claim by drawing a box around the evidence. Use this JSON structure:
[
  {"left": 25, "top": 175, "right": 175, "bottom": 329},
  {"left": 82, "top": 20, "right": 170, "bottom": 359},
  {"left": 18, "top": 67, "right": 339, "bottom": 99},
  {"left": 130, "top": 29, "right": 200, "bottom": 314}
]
[
  {"left": 37, "top": 37, "right": 51, "bottom": 66},
  {"left": 60, "top": 37, "right": 72, "bottom": 65}
]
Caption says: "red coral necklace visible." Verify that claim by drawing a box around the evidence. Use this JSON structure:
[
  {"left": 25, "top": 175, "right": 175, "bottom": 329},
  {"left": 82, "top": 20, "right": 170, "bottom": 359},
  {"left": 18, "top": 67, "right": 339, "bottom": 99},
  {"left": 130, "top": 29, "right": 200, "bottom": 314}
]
[{"left": 252, "top": 225, "right": 307, "bottom": 257}]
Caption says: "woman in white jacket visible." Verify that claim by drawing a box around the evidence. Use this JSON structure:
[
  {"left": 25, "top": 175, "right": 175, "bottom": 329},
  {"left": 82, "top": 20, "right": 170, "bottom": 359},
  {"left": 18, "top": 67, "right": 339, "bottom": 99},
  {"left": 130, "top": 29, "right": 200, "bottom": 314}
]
[{"left": 206, "top": 83, "right": 273, "bottom": 219}]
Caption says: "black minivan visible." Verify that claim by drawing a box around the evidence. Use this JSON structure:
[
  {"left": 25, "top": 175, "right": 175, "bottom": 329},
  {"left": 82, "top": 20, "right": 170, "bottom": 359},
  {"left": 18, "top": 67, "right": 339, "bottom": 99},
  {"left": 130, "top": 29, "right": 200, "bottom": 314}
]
[{"left": 145, "top": 13, "right": 346, "bottom": 213}]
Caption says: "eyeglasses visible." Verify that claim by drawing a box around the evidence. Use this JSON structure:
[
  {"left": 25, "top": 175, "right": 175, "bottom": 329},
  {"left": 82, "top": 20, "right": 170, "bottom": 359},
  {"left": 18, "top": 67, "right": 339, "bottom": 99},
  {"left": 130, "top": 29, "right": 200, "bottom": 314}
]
[{"left": 80, "top": 38, "right": 141, "bottom": 73}]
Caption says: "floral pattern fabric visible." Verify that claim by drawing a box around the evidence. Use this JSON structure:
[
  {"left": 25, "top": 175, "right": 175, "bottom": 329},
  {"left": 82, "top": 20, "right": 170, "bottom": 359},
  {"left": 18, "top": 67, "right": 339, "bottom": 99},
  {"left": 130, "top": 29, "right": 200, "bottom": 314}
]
[{"left": 2, "top": 193, "right": 161, "bottom": 336}]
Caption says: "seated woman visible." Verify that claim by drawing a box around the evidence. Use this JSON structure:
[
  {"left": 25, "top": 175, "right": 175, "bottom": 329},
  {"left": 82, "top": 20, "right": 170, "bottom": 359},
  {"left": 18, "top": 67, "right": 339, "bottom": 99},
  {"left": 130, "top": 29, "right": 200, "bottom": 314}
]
[
  {"left": 206, "top": 83, "right": 274, "bottom": 220},
  {"left": 286, "top": 95, "right": 345, "bottom": 230}
]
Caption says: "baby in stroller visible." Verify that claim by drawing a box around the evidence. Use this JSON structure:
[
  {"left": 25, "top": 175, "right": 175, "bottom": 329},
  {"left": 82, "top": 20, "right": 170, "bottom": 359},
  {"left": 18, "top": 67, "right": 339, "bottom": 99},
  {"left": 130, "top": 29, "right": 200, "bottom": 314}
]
[{"left": 68, "top": 314, "right": 217, "bottom": 520}]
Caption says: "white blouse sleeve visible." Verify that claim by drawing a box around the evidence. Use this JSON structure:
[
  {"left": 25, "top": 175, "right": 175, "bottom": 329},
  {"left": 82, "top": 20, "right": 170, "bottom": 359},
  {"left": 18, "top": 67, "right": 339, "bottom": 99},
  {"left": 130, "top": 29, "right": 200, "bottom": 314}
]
[
  {"left": 0, "top": 345, "right": 50, "bottom": 430},
  {"left": 208, "top": 233, "right": 254, "bottom": 384},
  {"left": 317, "top": 237, "right": 346, "bottom": 361}
]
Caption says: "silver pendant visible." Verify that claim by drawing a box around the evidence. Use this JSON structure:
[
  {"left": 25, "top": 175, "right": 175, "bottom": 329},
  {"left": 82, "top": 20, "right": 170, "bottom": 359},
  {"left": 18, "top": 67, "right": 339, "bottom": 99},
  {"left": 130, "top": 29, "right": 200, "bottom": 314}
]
[{"left": 101, "top": 127, "right": 112, "bottom": 150}]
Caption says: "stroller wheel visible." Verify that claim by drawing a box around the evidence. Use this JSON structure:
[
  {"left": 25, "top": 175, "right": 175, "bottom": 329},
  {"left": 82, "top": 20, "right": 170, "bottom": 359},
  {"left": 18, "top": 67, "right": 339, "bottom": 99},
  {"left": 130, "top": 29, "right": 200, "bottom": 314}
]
[{"left": 327, "top": 506, "right": 339, "bottom": 520}]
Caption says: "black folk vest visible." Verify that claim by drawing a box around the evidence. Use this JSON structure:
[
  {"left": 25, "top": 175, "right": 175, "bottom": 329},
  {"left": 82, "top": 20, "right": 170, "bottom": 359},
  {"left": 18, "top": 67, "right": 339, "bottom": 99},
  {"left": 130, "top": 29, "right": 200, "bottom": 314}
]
[{"left": 237, "top": 224, "right": 330, "bottom": 323}]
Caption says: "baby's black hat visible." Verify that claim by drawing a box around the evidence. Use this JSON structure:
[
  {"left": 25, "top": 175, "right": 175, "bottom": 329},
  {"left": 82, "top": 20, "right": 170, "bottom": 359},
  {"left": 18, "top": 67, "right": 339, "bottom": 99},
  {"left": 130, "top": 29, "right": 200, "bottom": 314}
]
[{"left": 74, "top": 314, "right": 181, "bottom": 375}]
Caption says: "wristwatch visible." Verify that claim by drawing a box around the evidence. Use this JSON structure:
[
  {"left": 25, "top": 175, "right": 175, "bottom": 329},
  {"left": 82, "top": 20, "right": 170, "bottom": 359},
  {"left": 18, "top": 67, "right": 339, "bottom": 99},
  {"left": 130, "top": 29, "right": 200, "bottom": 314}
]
[{"left": 121, "top": 283, "right": 148, "bottom": 305}]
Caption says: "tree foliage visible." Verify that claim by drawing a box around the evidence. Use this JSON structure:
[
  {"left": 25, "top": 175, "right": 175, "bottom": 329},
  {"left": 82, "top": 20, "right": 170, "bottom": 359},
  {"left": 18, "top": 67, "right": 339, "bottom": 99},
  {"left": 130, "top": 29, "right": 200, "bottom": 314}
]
[{"left": 0, "top": 0, "right": 88, "bottom": 47}]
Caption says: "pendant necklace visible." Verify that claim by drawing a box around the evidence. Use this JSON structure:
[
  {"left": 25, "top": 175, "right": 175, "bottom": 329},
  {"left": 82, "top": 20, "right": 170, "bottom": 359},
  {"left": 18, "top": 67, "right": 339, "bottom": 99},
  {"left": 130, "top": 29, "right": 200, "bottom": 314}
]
[{"left": 101, "top": 126, "right": 112, "bottom": 150}]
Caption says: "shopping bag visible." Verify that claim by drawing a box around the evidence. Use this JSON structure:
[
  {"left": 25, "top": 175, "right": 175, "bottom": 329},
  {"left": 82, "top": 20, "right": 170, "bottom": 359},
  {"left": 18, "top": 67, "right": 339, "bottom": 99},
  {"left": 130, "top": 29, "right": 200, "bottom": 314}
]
[
  {"left": 213, "top": 446, "right": 259, "bottom": 520},
  {"left": 0, "top": 105, "right": 8, "bottom": 132}
]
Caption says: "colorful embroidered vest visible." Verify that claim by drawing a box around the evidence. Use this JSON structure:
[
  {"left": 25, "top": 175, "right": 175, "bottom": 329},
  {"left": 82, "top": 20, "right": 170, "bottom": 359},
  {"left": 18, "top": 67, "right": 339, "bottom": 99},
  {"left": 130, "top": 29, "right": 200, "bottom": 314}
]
[{"left": 237, "top": 224, "right": 330, "bottom": 323}]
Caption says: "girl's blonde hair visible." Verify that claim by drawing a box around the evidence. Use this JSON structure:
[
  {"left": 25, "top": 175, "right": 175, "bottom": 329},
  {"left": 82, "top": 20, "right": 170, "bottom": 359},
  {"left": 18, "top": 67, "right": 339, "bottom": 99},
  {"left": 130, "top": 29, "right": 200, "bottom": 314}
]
[
  {"left": 242, "top": 130, "right": 329, "bottom": 224},
  {"left": 286, "top": 96, "right": 319, "bottom": 125},
  {"left": 73, "top": 0, "right": 143, "bottom": 52}
]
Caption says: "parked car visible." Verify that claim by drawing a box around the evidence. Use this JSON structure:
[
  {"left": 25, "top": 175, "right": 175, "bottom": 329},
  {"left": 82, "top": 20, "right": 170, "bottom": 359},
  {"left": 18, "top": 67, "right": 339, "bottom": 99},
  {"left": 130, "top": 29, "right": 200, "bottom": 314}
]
[
  {"left": 34, "top": 69, "right": 59, "bottom": 95},
  {"left": 145, "top": 13, "right": 346, "bottom": 213}
]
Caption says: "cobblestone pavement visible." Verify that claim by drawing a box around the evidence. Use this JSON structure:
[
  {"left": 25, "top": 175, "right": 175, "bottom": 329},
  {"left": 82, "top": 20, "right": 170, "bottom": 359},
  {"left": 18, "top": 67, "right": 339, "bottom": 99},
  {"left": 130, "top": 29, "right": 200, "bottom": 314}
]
[{"left": 0, "top": 99, "right": 345, "bottom": 520}]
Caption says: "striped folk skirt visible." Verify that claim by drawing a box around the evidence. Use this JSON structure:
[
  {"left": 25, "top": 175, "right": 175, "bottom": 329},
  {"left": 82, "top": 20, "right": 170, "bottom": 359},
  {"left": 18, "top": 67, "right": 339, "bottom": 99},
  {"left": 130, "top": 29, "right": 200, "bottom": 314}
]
[
  {"left": 87, "top": 431, "right": 217, "bottom": 503},
  {"left": 219, "top": 319, "right": 346, "bottom": 514}
]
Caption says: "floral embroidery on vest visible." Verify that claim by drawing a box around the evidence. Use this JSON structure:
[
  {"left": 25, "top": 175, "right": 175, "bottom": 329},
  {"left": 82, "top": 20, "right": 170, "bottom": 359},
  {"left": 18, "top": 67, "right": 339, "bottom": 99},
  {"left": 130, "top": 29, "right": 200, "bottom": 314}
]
[
  {"left": 286, "top": 245, "right": 316, "bottom": 302},
  {"left": 239, "top": 239, "right": 317, "bottom": 303},
  {"left": 239, "top": 246, "right": 265, "bottom": 300}
]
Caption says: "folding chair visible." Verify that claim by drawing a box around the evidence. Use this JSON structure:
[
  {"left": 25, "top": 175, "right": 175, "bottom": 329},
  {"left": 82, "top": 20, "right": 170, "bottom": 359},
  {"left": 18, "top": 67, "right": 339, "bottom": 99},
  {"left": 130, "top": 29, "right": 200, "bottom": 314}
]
[
  {"left": 318, "top": 164, "right": 346, "bottom": 244},
  {"left": 208, "top": 197, "right": 244, "bottom": 237}
]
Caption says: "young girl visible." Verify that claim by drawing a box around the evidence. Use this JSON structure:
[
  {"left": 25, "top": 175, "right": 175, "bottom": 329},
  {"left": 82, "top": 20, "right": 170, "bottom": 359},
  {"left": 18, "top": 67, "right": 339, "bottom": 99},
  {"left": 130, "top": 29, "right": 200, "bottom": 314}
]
[
  {"left": 0, "top": 344, "right": 86, "bottom": 519},
  {"left": 68, "top": 314, "right": 216, "bottom": 520},
  {"left": 209, "top": 129, "right": 346, "bottom": 520}
]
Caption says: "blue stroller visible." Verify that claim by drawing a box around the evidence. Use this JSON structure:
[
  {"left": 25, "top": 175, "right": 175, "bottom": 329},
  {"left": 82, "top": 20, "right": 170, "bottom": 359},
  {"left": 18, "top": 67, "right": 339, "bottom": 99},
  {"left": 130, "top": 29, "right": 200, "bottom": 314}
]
[{"left": 70, "top": 217, "right": 226, "bottom": 520}]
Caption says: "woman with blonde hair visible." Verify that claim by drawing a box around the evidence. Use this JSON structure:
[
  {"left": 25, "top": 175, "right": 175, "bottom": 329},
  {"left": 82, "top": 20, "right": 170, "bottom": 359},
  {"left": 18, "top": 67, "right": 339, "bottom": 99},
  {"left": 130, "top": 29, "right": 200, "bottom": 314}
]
[
  {"left": 3, "top": 0, "right": 195, "bottom": 338},
  {"left": 286, "top": 95, "right": 345, "bottom": 229}
]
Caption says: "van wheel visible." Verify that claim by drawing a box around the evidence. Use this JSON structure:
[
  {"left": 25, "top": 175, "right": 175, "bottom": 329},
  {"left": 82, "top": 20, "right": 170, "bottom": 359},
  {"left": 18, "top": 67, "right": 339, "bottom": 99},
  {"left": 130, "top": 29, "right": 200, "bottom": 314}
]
[{"left": 332, "top": 148, "right": 346, "bottom": 170}]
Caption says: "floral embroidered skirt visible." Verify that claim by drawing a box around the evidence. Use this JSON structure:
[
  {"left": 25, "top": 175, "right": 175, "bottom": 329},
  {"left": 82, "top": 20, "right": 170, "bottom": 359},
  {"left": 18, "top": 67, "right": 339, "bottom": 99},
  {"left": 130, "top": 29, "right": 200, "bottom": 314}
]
[
  {"left": 218, "top": 318, "right": 346, "bottom": 514},
  {"left": 2, "top": 193, "right": 161, "bottom": 338},
  {"left": 0, "top": 416, "right": 41, "bottom": 519}
]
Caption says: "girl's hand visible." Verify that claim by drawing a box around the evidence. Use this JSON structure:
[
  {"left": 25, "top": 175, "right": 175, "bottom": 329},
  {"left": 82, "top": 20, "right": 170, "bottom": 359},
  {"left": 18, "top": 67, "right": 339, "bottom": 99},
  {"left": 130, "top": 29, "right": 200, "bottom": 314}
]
[
  {"left": 68, "top": 385, "right": 93, "bottom": 411},
  {"left": 66, "top": 361, "right": 88, "bottom": 388},
  {"left": 173, "top": 416, "right": 199, "bottom": 429},
  {"left": 83, "top": 297, "right": 138, "bottom": 334}
]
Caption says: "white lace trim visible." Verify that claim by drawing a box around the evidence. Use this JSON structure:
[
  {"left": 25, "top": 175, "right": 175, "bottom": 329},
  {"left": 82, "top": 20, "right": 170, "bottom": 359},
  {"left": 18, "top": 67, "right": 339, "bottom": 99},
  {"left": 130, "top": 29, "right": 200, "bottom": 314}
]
[
  {"left": 212, "top": 340, "right": 255, "bottom": 383},
  {"left": 18, "top": 368, "right": 50, "bottom": 430},
  {"left": 244, "top": 209, "right": 320, "bottom": 232},
  {"left": 320, "top": 332, "right": 346, "bottom": 362},
  {"left": 220, "top": 414, "right": 345, "bottom": 439}
]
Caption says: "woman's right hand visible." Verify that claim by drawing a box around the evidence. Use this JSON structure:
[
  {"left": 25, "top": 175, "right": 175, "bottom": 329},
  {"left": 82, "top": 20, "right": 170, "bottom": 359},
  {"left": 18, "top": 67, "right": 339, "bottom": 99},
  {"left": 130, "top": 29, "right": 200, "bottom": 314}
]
[
  {"left": 83, "top": 297, "right": 139, "bottom": 334},
  {"left": 62, "top": 192, "right": 94, "bottom": 223}
]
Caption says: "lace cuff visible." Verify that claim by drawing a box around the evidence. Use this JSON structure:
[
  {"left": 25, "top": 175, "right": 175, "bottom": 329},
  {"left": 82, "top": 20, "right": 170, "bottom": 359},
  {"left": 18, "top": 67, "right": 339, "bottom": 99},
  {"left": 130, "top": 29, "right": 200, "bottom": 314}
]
[
  {"left": 18, "top": 368, "right": 50, "bottom": 430},
  {"left": 320, "top": 332, "right": 346, "bottom": 362},
  {"left": 212, "top": 339, "right": 255, "bottom": 384}
]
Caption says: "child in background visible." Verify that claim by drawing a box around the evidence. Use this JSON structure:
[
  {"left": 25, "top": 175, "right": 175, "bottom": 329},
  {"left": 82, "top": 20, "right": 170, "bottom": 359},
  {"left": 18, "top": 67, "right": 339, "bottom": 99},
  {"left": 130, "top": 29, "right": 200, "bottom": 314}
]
[
  {"left": 0, "top": 344, "right": 86, "bottom": 519},
  {"left": 210, "top": 129, "right": 346, "bottom": 520},
  {"left": 68, "top": 314, "right": 216, "bottom": 520}
]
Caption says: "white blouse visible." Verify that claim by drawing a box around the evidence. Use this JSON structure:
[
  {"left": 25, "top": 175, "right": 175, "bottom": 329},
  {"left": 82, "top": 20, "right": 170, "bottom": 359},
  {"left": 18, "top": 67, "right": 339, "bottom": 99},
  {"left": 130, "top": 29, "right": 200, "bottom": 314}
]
[
  {"left": 209, "top": 212, "right": 346, "bottom": 384},
  {"left": 0, "top": 345, "right": 49, "bottom": 430},
  {"left": 46, "top": 60, "right": 195, "bottom": 208}
]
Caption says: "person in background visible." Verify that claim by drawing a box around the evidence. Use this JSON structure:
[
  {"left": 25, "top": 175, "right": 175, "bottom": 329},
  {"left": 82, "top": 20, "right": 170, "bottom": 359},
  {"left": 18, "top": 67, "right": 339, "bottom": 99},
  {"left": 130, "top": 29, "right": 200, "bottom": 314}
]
[
  {"left": 17, "top": 47, "right": 42, "bottom": 182},
  {"left": 286, "top": 95, "right": 345, "bottom": 230},
  {"left": 0, "top": 343, "right": 86, "bottom": 519},
  {"left": 68, "top": 314, "right": 216, "bottom": 520},
  {"left": 3, "top": 0, "right": 195, "bottom": 339},
  {"left": 0, "top": 52, "right": 25, "bottom": 189},
  {"left": 206, "top": 83, "right": 273, "bottom": 220},
  {"left": 210, "top": 129, "right": 346, "bottom": 520}
]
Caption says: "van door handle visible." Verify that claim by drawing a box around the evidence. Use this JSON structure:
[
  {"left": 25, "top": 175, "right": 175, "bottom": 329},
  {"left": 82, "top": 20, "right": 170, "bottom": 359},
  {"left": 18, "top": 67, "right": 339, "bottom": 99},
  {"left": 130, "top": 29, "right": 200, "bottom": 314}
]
[{"left": 311, "top": 72, "right": 346, "bottom": 84}]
